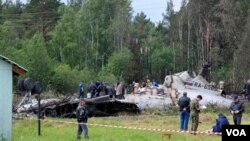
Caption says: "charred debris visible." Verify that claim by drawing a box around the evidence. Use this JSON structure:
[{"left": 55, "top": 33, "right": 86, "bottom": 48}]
[
  {"left": 14, "top": 77, "right": 140, "bottom": 119},
  {"left": 14, "top": 95, "right": 140, "bottom": 118}
]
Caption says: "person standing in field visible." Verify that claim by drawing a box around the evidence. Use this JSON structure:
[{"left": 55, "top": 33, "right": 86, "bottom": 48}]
[
  {"left": 88, "top": 82, "right": 96, "bottom": 98},
  {"left": 78, "top": 82, "right": 84, "bottom": 98},
  {"left": 245, "top": 79, "right": 250, "bottom": 101},
  {"left": 76, "top": 98, "right": 89, "bottom": 140},
  {"left": 116, "top": 82, "right": 125, "bottom": 99},
  {"left": 190, "top": 95, "right": 202, "bottom": 134},
  {"left": 178, "top": 92, "right": 191, "bottom": 131},
  {"left": 230, "top": 96, "right": 245, "bottom": 125}
]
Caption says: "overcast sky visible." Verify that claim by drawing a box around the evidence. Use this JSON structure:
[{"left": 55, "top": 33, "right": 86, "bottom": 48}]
[
  {"left": 18, "top": 0, "right": 182, "bottom": 23},
  {"left": 132, "top": 0, "right": 182, "bottom": 23}
]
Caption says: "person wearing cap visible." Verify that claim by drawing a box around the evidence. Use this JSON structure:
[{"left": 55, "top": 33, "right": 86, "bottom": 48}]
[
  {"left": 178, "top": 92, "right": 191, "bottom": 131},
  {"left": 190, "top": 95, "right": 203, "bottom": 133},
  {"left": 230, "top": 96, "right": 245, "bottom": 125},
  {"left": 76, "top": 98, "right": 89, "bottom": 139}
]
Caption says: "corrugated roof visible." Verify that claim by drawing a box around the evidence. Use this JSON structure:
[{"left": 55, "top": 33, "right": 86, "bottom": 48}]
[{"left": 0, "top": 55, "right": 28, "bottom": 76}]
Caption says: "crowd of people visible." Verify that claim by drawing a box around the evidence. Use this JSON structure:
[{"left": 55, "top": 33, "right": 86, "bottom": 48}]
[
  {"left": 78, "top": 79, "right": 160, "bottom": 100},
  {"left": 130, "top": 79, "right": 159, "bottom": 94},
  {"left": 178, "top": 92, "right": 245, "bottom": 134},
  {"left": 78, "top": 81, "right": 125, "bottom": 100},
  {"left": 75, "top": 80, "right": 247, "bottom": 139}
]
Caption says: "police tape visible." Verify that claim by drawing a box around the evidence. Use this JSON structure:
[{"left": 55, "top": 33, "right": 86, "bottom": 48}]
[{"left": 39, "top": 119, "right": 222, "bottom": 135}]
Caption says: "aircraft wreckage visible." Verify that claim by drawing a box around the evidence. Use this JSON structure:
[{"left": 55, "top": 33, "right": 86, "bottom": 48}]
[
  {"left": 15, "top": 69, "right": 240, "bottom": 118},
  {"left": 15, "top": 95, "right": 140, "bottom": 118}
]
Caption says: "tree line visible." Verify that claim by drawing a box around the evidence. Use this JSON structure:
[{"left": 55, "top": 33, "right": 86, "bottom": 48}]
[{"left": 0, "top": 0, "right": 249, "bottom": 94}]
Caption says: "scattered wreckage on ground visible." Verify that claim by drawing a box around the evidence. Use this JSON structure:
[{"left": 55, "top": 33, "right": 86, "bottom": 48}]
[
  {"left": 14, "top": 95, "right": 140, "bottom": 118},
  {"left": 14, "top": 69, "right": 248, "bottom": 119}
]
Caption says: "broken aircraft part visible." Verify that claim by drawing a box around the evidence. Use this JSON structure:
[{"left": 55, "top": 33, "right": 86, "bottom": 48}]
[
  {"left": 163, "top": 71, "right": 233, "bottom": 107},
  {"left": 118, "top": 94, "right": 172, "bottom": 110},
  {"left": 15, "top": 95, "right": 140, "bottom": 118},
  {"left": 16, "top": 71, "right": 244, "bottom": 118}
]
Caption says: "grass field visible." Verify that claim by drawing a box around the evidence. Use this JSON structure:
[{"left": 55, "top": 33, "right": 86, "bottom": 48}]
[{"left": 12, "top": 113, "right": 250, "bottom": 141}]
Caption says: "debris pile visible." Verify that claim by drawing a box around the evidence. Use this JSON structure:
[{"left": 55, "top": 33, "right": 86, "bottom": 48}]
[{"left": 14, "top": 95, "right": 140, "bottom": 118}]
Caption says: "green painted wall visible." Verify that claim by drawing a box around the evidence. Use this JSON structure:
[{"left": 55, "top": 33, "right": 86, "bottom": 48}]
[{"left": 0, "top": 60, "right": 13, "bottom": 141}]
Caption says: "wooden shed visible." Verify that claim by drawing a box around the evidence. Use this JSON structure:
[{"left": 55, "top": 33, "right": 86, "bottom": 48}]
[{"left": 0, "top": 55, "right": 27, "bottom": 141}]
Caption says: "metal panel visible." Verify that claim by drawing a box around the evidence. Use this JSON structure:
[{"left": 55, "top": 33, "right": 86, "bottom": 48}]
[{"left": 0, "top": 60, "right": 13, "bottom": 141}]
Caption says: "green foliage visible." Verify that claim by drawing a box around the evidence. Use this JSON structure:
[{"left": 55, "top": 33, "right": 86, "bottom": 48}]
[
  {"left": 128, "top": 12, "right": 156, "bottom": 81},
  {"left": 0, "top": 0, "right": 249, "bottom": 94},
  {"left": 40, "top": 90, "right": 58, "bottom": 99},
  {"left": 24, "top": 0, "right": 62, "bottom": 41},
  {"left": 97, "top": 73, "right": 117, "bottom": 86},
  {"left": 51, "top": 64, "right": 96, "bottom": 93},
  {"left": 213, "top": 66, "right": 232, "bottom": 82},
  {"left": 143, "top": 106, "right": 179, "bottom": 116},
  {"left": 244, "top": 103, "right": 250, "bottom": 114},
  {"left": 51, "top": 64, "right": 77, "bottom": 93},
  {"left": 167, "top": 106, "right": 179, "bottom": 115},
  {"left": 104, "top": 48, "right": 133, "bottom": 82},
  {"left": 0, "top": 21, "right": 21, "bottom": 57},
  {"left": 24, "top": 34, "right": 53, "bottom": 88},
  {"left": 49, "top": 6, "right": 78, "bottom": 66},
  {"left": 151, "top": 47, "right": 173, "bottom": 83},
  {"left": 202, "top": 103, "right": 230, "bottom": 115}
]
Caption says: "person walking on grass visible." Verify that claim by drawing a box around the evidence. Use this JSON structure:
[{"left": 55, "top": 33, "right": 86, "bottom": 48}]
[
  {"left": 190, "top": 95, "right": 202, "bottom": 134},
  {"left": 230, "top": 96, "right": 245, "bottom": 125},
  {"left": 76, "top": 98, "right": 89, "bottom": 140},
  {"left": 178, "top": 92, "right": 191, "bottom": 131}
]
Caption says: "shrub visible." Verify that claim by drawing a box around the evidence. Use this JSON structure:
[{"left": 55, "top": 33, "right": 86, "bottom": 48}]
[{"left": 51, "top": 64, "right": 96, "bottom": 94}]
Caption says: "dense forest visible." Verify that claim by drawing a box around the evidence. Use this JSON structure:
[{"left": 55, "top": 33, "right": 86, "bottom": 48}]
[{"left": 0, "top": 0, "right": 249, "bottom": 94}]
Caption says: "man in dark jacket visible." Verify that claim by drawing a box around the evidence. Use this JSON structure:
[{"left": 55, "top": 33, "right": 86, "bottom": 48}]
[
  {"left": 178, "top": 92, "right": 191, "bottom": 131},
  {"left": 78, "top": 82, "right": 84, "bottom": 98},
  {"left": 212, "top": 113, "right": 229, "bottom": 132},
  {"left": 105, "top": 85, "right": 114, "bottom": 99},
  {"left": 76, "top": 99, "right": 89, "bottom": 139},
  {"left": 94, "top": 81, "right": 101, "bottom": 97},
  {"left": 230, "top": 96, "right": 245, "bottom": 125},
  {"left": 88, "top": 82, "right": 96, "bottom": 98}
]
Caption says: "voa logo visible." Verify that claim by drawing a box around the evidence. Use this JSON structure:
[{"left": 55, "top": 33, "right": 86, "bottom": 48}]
[{"left": 226, "top": 129, "right": 246, "bottom": 136}]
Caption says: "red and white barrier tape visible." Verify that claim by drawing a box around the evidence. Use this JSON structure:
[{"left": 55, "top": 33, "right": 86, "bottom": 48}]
[{"left": 39, "top": 119, "right": 222, "bottom": 135}]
